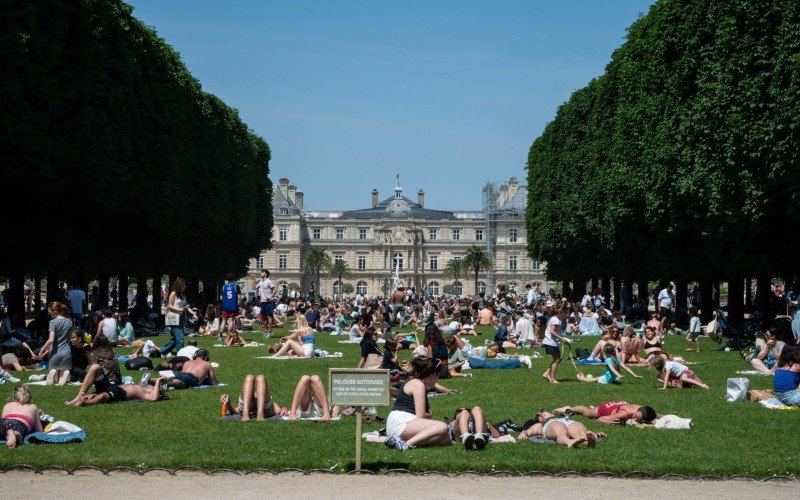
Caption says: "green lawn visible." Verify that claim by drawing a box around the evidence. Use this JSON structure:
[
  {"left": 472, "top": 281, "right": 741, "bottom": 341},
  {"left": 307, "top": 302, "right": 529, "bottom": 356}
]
[{"left": 1, "top": 324, "right": 797, "bottom": 477}]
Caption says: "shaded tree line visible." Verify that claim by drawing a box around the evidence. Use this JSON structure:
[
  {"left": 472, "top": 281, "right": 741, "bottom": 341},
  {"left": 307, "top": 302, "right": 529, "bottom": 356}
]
[
  {"left": 526, "top": 0, "right": 800, "bottom": 325},
  {"left": 0, "top": 0, "right": 272, "bottom": 321}
]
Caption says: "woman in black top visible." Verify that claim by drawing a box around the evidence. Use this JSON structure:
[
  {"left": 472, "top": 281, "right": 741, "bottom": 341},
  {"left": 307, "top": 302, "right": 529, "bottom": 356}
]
[
  {"left": 356, "top": 328, "right": 382, "bottom": 368},
  {"left": 384, "top": 358, "right": 450, "bottom": 451}
]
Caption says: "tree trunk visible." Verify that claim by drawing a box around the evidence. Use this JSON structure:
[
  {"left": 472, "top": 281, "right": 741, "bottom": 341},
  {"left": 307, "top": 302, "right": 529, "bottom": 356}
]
[
  {"left": 7, "top": 274, "right": 26, "bottom": 328},
  {"left": 46, "top": 273, "right": 61, "bottom": 304},
  {"left": 573, "top": 278, "right": 586, "bottom": 302},
  {"left": 118, "top": 275, "right": 129, "bottom": 311},
  {"left": 561, "top": 280, "right": 570, "bottom": 301},
  {"left": 591, "top": 278, "right": 599, "bottom": 293},
  {"left": 754, "top": 274, "right": 771, "bottom": 316},
  {"left": 744, "top": 277, "right": 752, "bottom": 310},
  {"left": 699, "top": 280, "right": 714, "bottom": 323},
  {"left": 601, "top": 277, "right": 611, "bottom": 309},
  {"left": 637, "top": 280, "right": 649, "bottom": 303},
  {"left": 136, "top": 276, "right": 149, "bottom": 312},
  {"left": 33, "top": 275, "right": 42, "bottom": 315},
  {"left": 675, "top": 280, "right": 688, "bottom": 329},
  {"left": 98, "top": 273, "right": 109, "bottom": 311},
  {"left": 152, "top": 274, "right": 162, "bottom": 314},
  {"left": 727, "top": 275, "right": 744, "bottom": 328}
]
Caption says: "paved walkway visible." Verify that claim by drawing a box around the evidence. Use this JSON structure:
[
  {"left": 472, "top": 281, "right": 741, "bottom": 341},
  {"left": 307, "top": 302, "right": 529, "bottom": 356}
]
[{"left": 1, "top": 471, "right": 795, "bottom": 499}]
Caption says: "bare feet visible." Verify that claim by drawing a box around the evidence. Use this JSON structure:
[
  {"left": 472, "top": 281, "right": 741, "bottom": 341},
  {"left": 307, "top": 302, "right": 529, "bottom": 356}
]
[
  {"left": 550, "top": 379, "right": 560, "bottom": 384},
  {"left": 699, "top": 383, "right": 709, "bottom": 390},
  {"left": 586, "top": 432, "right": 597, "bottom": 448},
  {"left": 5, "top": 430, "right": 20, "bottom": 448},
  {"left": 566, "top": 437, "right": 586, "bottom": 448},
  {"left": 65, "top": 394, "right": 85, "bottom": 406}
]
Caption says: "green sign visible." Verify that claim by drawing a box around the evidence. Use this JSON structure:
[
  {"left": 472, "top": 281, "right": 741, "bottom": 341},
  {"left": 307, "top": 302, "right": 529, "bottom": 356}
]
[{"left": 329, "top": 369, "right": 390, "bottom": 407}]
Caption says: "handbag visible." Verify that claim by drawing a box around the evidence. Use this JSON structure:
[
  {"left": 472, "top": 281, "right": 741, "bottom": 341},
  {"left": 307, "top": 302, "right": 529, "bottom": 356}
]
[
  {"left": 364, "top": 353, "right": 383, "bottom": 369},
  {"left": 725, "top": 377, "right": 749, "bottom": 402},
  {"left": 165, "top": 311, "right": 181, "bottom": 326}
]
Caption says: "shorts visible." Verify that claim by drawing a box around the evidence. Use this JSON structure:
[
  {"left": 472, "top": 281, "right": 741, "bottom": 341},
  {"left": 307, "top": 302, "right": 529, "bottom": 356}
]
[
  {"left": 238, "top": 395, "right": 276, "bottom": 417},
  {"left": 221, "top": 310, "right": 239, "bottom": 319},
  {"left": 386, "top": 410, "right": 416, "bottom": 438},
  {"left": 175, "top": 372, "right": 201, "bottom": 388},
  {"left": 776, "top": 389, "right": 800, "bottom": 406},
  {"left": 597, "top": 374, "right": 617, "bottom": 384},
  {"left": 303, "top": 343, "right": 314, "bottom": 358},
  {"left": 0, "top": 418, "right": 30, "bottom": 439},
  {"left": 298, "top": 400, "right": 324, "bottom": 419},
  {"left": 597, "top": 401, "right": 628, "bottom": 417},
  {"left": 400, "top": 340, "right": 413, "bottom": 350},
  {"left": 668, "top": 369, "right": 698, "bottom": 388},
  {"left": 260, "top": 301, "right": 276, "bottom": 319},
  {"left": 544, "top": 344, "right": 560, "bottom": 356},
  {"left": 106, "top": 385, "right": 128, "bottom": 403},
  {"left": 685, "top": 330, "right": 701, "bottom": 342},
  {"left": 660, "top": 307, "right": 672, "bottom": 320}
]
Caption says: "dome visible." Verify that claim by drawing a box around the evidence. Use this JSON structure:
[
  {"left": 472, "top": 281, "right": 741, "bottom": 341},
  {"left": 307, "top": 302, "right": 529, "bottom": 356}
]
[{"left": 385, "top": 198, "right": 411, "bottom": 217}]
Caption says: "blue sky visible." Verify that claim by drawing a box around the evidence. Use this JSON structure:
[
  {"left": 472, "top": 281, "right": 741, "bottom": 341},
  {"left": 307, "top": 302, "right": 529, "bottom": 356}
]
[{"left": 127, "top": 0, "right": 655, "bottom": 210}]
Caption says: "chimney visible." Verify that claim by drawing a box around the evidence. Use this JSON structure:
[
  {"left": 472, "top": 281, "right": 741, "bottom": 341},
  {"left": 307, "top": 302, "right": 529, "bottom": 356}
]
[
  {"left": 372, "top": 189, "right": 379, "bottom": 208},
  {"left": 288, "top": 184, "right": 297, "bottom": 205},
  {"left": 498, "top": 185, "right": 508, "bottom": 206},
  {"left": 295, "top": 191, "right": 304, "bottom": 209},
  {"left": 417, "top": 189, "right": 425, "bottom": 208},
  {"left": 507, "top": 177, "right": 519, "bottom": 200},
  {"left": 279, "top": 177, "right": 289, "bottom": 198}
]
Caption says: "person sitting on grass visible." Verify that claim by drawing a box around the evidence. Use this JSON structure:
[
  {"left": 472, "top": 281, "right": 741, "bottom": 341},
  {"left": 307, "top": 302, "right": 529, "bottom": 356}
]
[
  {"left": 773, "top": 345, "right": 800, "bottom": 407},
  {"left": 357, "top": 328, "right": 383, "bottom": 368},
  {"left": 451, "top": 406, "right": 489, "bottom": 451},
  {"left": 269, "top": 314, "right": 315, "bottom": 358},
  {"left": 220, "top": 374, "right": 288, "bottom": 421},
  {"left": 1, "top": 386, "right": 44, "bottom": 448},
  {"left": 587, "top": 326, "right": 622, "bottom": 361},
  {"left": 384, "top": 358, "right": 451, "bottom": 451},
  {"left": 747, "top": 328, "right": 785, "bottom": 375},
  {"left": 578, "top": 344, "right": 642, "bottom": 384},
  {"left": 642, "top": 326, "right": 669, "bottom": 363},
  {"left": 619, "top": 326, "right": 643, "bottom": 365},
  {"left": 65, "top": 333, "right": 121, "bottom": 406},
  {"left": 115, "top": 312, "right": 135, "bottom": 346},
  {"left": 71, "top": 377, "right": 167, "bottom": 406},
  {"left": 289, "top": 374, "right": 338, "bottom": 422},
  {"left": 516, "top": 409, "right": 605, "bottom": 448},
  {"left": 553, "top": 401, "right": 658, "bottom": 425},
  {"left": 651, "top": 356, "right": 709, "bottom": 390}
]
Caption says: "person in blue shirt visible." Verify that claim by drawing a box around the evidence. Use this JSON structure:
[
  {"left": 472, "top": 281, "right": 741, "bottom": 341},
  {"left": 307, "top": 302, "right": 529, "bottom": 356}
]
[
  {"left": 774, "top": 345, "right": 800, "bottom": 406},
  {"left": 220, "top": 274, "right": 241, "bottom": 340},
  {"left": 578, "top": 344, "right": 642, "bottom": 383}
]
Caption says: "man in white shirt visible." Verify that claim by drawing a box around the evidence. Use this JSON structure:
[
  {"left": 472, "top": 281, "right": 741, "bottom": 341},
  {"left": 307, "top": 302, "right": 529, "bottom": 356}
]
[
  {"left": 514, "top": 311, "right": 535, "bottom": 347},
  {"left": 176, "top": 342, "right": 200, "bottom": 361},
  {"left": 657, "top": 284, "right": 676, "bottom": 328},
  {"left": 254, "top": 269, "right": 276, "bottom": 334},
  {"left": 525, "top": 284, "right": 536, "bottom": 306}
]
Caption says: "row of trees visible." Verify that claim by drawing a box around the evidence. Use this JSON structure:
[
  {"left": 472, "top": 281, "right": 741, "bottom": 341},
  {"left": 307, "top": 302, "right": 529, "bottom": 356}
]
[
  {"left": 526, "top": 0, "right": 800, "bottom": 324},
  {"left": 0, "top": 1, "right": 272, "bottom": 320}
]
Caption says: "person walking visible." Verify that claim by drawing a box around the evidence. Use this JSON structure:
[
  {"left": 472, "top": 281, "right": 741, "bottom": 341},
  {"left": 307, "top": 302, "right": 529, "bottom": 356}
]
[{"left": 161, "top": 278, "right": 196, "bottom": 356}]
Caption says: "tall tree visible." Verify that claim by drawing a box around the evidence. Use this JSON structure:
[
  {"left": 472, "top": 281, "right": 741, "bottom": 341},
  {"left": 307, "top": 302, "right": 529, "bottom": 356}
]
[
  {"left": 462, "top": 246, "right": 492, "bottom": 296},
  {"left": 443, "top": 258, "right": 465, "bottom": 291},
  {"left": 302, "top": 247, "right": 332, "bottom": 296},
  {"left": 329, "top": 260, "right": 353, "bottom": 298}
]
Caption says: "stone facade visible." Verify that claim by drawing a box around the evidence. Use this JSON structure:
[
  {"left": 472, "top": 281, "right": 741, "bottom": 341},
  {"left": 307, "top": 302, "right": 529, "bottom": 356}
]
[{"left": 247, "top": 177, "right": 546, "bottom": 298}]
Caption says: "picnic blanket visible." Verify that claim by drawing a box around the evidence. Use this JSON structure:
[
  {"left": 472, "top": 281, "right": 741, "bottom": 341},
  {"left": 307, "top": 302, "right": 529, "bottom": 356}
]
[
  {"left": 759, "top": 398, "right": 797, "bottom": 410},
  {"left": 222, "top": 414, "right": 340, "bottom": 422},
  {"left": 736, "top": 370, "right": 771, "bottom": 376},
  {"left": 577, "top": 359, "right": 603, "bottom": 365},
  {"left": 0, "top": 421, "right": 86, "bottom": 445},
  {"left": 213, "top": 342, "right": 264, "bottom": 347}
]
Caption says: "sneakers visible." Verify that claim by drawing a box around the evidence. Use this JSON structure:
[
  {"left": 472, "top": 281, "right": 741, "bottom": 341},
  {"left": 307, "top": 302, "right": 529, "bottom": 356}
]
[
  {"left": 474, "top": 433, "right": 487, "bottom": 450},
  {"left": 463, "top": 373, "right": 473, "bottom": 378},
  {"left": 384, "top": 435, "right": 410, "bottom": 451},
  {"left": 57, "top": 371, "right": 71, "bottom": 385},
  {"left": 139, "top": 373, "right": 151, "bottom": 387},
  {"left": 461, "top": 433, "right": 475, "bottom": 451},
  {"left": 520, "top": 355, "right": 532, "bottom": 369},
  {"left": 263, "top": 331, "right": 272, "bottom": 339},
  {"left": 45, "top": 369, "right": 57, "bottom": 385},
  {"left": 28, "top": 374, "right": 47, "bottom": 382},
  {"left": 1, "top": 370, "right": 21, "bottom": 384}
]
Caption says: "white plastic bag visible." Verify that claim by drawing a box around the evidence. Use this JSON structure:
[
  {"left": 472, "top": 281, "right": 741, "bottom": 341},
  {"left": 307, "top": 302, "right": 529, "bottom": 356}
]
[{"left": 726, "top": 377, "right": 749, "bottom": 402}]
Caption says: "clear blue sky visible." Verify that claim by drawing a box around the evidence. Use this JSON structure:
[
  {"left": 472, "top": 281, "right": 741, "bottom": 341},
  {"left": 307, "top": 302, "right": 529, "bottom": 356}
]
[{"left": 127, "top": 0, "right": 654, "bottom": 210}]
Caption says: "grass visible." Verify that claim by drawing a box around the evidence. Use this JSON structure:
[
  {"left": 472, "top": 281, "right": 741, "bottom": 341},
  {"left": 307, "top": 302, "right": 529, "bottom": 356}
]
[{"left": 0, "top": 323, "right": 797, "bottom": 477}]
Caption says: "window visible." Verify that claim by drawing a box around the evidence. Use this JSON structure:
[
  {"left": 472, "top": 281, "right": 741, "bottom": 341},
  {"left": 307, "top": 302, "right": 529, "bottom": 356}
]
[
  {"left": 429, "top": 228, "right": 437, "bottom": 241},
  {"left": 428, "top": 281, "right": 440, "bottom": 297},
  {"left": 257, "top": 255, "right": 264, "bottom": 269},
  {"left": 280, "top": 207, "right": 289, "bottom": 215},
  {"left": 279, "top": 228, "right": 287, "bottom": 241},
  {"left": 509, "top": 256, "right": 517, "bottom": 271},
  {"left": 509, "top": 228, "right": 518, "bottom": 242},
  {"left": 336, "top": 228, "right": 344, "bottom": 240},
  {"left": 312, "top": 228, "right": 321, "bottom": 240},
  {"left": 429, "top": 255, "right": 438, "bottom": 270},
  {"left": 453, "top": 281, "right": 463, "bottom": 296},
  {"left": 453, "top": 255, "right": 461, "bottom": 262},
  {"left": 532, "top": 259, "right": 540, "bottom": 271},
  {"left": 452, "top": 228, "right": 460, "bottom": 241},
  {"left": 392, "top": 252, "right": 404, "bottom": 271},
  {"left": 478, "top": 281, "right": 486, "bottom": 294},
  {"left": 475, "top": 229, "right": 483, "bottom": 241},
  {"left": 356, "top": 281, "right": 368, "bottom": 295},
  {"left": 334, "top": 254, "right": 343, "bottom": 263},
  {"left": 333, "top": 282, "right": 342, "bottom": 295},
  {"left": 278, "top": 254, "right": 287, "bottom": 270},
  {"left": 358, "top": 255, "right": 366, "bottom": 270},
  {"left": 359, "top": 228, "right": 367, "bottom": 240}
]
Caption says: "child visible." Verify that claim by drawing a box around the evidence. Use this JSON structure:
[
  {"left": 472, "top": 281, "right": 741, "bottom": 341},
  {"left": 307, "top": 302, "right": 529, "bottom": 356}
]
[
  {"left": 773, "top": 345, "right": 800, "bottom": 406},
  {"left": 686, "top": 309, "right": 701, "bottom": 352},
  {"left": 651, "top": 356, "right": 709, "bottom": 390},
  {"left": 578, "top": 344, "right": 642, "bottom": 383},
  {"left": 381, "top": 339, "right": 401, "bottom": 371}
]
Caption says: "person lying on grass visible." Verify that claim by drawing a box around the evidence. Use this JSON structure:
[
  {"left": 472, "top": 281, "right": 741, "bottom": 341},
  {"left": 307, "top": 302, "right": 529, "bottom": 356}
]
[
  {"left": 1, "top": 386, "right": 44, "bottom": 448},
  {"left": 224, "top": 329, "right": 246, "bottom": 347},
  {"left": 65, "top": 333, "right": 121, "bottom": 406},
  {"left": 577, "top": 344, "right": 641, "bottom": 384},
  {"left": 145, "top": 349, "right": 217, "bottom": 390},
  {"left": 71, "top": 377, "right": 167, "bottom": 406},
  {"left": 651, "top": 356, "right": 709, "bottom": 390},
  {"left": 451, "top": 406, "right": 489, "bottom": 451},
  {"left": 384, "top": 358, "right": 451, "bottom": 451},
  {"left": 516, "top": 410, "right": 605, "bottom": 448},
  {"left": 289, "top": 374, "right": 339, "bottom": 422},
  {"left": 553, "top": 401, "right": 658, "bottom": 425},
  {"left": 773, "top": 345, "right": 800, "bottom": 407},
  {"left": 220, "top": 374, "right": 288, "bottom": 421}
]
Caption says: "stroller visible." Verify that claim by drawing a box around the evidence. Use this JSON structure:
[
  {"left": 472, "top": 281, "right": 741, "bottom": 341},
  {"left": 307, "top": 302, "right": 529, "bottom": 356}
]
[{"left": 720, "top": 308, "right": 759, "bottom": 351}]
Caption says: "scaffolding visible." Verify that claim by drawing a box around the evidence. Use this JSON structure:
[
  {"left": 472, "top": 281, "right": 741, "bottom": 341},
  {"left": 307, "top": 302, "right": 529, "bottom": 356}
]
[{"left": 482, "top": 181, "right": 500, "bottom": 291}]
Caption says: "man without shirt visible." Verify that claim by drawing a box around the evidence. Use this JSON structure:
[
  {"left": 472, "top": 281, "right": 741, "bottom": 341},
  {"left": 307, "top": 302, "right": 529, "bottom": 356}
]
[{"left": 151, "top": 349, "right": 217, "bottom": 390}]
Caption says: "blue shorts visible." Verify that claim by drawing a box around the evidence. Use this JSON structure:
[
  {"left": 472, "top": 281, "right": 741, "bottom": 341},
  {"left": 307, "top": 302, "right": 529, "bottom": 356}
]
[
  {"left": 175, "top": 372, "right": 200, "bottom": 388},
  {"left": 776, "top": 389, "right": 800, "bottom": 406},
  {"left": 544, "top": 344, "right": 560, "bottom": 356},
  {"left": 261, "top": 301, "right": 276, "bottom": 317}
]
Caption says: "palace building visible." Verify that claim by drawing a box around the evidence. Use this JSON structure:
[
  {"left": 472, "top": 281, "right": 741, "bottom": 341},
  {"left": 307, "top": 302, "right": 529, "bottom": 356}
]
[{"left": 248, "top": 176, "right": 546, "bottom": 298}]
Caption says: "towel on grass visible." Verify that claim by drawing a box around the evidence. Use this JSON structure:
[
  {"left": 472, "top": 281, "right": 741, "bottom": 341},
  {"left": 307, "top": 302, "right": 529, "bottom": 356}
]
[
  {"left": 625, "top": 414, "right": 692, "bottom": 429},
  {"left": 759, "top": 398, "right": 798, "bottom": 410},
  {"left": 0, "top": 421, "right": 86, "bottom": 445},
  {"left": 256, "top": 356, "right": 312, "bottom": 360},
  {"left": 736, "top": 370, "right": 771, "bottom": 376},
  {"left": 190, "top": 383, "right": 226, "bottom": 390},
  {"left": 222, "top": 414, "right": 340, "bottom": 421}
]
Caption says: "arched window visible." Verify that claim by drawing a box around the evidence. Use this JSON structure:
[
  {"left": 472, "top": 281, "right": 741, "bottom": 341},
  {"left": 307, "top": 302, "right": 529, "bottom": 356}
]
[
  {"left": 392, "top": 252, "right": 404, "bottom": 271},
  {"left": 477, "top": 281, "right": 486, "bottom": 294},
  {"left": 356, "top": 281, "right": 368, "bottom": 296},
  {"left": 428, "top": 281, "right": 440, "bottom": 297},
  {"left": 453, "top": 281, "right": 463, "bottom": 296}
]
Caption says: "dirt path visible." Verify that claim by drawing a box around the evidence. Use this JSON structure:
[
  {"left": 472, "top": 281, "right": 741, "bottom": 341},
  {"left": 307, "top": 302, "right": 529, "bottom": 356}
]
[{"left": 1, "top": 471, "right": 795, "bottom": 499}]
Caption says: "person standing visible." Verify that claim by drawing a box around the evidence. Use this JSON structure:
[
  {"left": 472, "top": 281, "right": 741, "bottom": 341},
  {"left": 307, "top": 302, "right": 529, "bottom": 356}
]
[
  {"left": 542, "top": 308, "right": 571, "bottom": 384},
  {"left": 161, "top": 278, "right": 197, "bottom": 356},
  {"left": 220, "top": 274, "right": 240, "bottom": 340},
  {"left": 38, "top": 302, "right": 73, "bottom": 384},
  {"left": 66, "top": 284, "right": 86, "bottom": 327},
  {"left": 658, "top": 284, "right": 676, "bottom": 329},
  {"left": 254, "top": 269, "right": 276, "bottom": 337}
]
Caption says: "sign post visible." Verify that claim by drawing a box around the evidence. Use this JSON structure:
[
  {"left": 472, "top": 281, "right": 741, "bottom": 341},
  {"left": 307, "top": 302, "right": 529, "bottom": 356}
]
[{"left": 329, "top": 368, "right": 390, "bottom": 472}]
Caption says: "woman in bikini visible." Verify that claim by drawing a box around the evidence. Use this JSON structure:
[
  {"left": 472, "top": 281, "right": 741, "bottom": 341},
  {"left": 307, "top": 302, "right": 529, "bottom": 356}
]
[
  {"left": 619, "top": 326, "right": 644, "bottom": 365},
  {"left": 642, "top": 326, "right": 670, "bottom": 363},
  {"left": 1, "top": 386, "right": 44, "bottom": 448},
  {"left": 516, "top": 410, "right": 604, "bottom": 448},
  {"left": 554, "top": 401, "right": 658, "bottom": 425}
]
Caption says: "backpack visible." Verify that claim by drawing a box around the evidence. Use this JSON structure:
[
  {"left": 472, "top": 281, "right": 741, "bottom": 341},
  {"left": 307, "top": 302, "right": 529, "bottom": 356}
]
[
  {"left": 125, "top": 356, "right": 153, "bottom": 371},
  {"left": 575, "top": 348, "right": 591, "bottom": 360}
]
